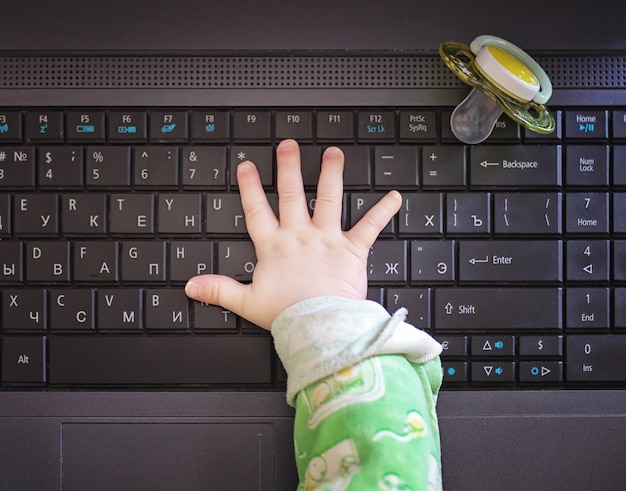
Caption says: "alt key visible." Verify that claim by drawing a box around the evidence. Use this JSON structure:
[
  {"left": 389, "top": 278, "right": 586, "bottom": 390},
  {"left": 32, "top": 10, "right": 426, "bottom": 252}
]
[{"left": 1, "top": 336, "right": 46, "bottom": 384}]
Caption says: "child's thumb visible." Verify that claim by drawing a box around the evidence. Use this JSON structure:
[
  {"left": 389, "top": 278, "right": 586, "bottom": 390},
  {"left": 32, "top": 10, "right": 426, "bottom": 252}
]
[{"left": 185, "top": 274, "right": 245, "bottom": 315}]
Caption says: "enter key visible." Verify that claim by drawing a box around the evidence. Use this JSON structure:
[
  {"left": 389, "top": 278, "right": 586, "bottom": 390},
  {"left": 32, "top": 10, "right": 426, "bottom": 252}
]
[{"left": 459, "top": 240, "right": 563, "bottom": 282}]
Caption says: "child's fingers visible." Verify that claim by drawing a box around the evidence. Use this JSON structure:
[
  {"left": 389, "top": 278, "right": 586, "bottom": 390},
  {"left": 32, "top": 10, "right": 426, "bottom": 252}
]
[
  {"left": 237, "top": 161, "right": 279, "bottom": 241},
  {"left": 185, "top": 274, "right": 249, "bottom": 323},
  {"left": 345, "top": 190, "right": 402, "bottom": 250},
  {"left": 276, "top": 139, "right": 310, "bottom": 227},
  {"left": 312, "top": 146, "right": 345, "bottom": 230}
]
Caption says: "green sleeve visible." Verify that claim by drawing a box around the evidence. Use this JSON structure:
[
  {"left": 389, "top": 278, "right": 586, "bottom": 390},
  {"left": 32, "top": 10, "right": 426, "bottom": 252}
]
[
  {"left": 293, "top": 355, "right": 442, "bottom": 491},
  {"left": 271, "top": 296, "right": 443, "bottom": 491}
]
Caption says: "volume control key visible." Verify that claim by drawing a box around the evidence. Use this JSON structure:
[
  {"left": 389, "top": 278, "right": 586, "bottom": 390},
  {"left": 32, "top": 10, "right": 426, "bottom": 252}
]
[{"left": 566, "top": 335, "right": 626, "bottom": 382}]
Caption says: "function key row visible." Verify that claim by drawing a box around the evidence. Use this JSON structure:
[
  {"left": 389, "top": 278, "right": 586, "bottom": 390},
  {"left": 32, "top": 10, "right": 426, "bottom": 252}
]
[
  {"left": 0, "top": 109, "right": 470, "bottom": 143},
  {"left": 11, "top": 107, "right": 625, "bottom": 144}
]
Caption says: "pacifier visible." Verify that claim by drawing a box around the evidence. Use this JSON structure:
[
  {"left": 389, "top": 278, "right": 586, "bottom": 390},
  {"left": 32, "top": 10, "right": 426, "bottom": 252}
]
[{"left": 440, "top": 35, "right": 555, "bottom": 144}]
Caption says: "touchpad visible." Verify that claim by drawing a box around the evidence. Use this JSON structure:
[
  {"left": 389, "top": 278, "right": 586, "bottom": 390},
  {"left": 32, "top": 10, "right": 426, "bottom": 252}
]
[{"left": 61, "top": 422, "right": 274, "bottom": 491}]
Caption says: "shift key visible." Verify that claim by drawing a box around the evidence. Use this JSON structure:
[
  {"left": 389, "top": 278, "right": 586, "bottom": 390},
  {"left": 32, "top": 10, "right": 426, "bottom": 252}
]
[
  {"left": 471, "top": 145, "right": 561, "bottom": 187},
  {"left": 435, "top": 288, "right": 562, "bottom": 330}
]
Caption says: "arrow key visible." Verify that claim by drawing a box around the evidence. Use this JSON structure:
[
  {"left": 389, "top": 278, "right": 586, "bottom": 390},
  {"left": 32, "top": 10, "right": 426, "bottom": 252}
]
[
  {"left": 471, "top": 362, "right": 515, "bottom": 384},
  {"left": 519, "top": 361, "right": 563, "bottom": 383},
  {"left": 471, "top": 335, "right": 515, "bottom": 357}
]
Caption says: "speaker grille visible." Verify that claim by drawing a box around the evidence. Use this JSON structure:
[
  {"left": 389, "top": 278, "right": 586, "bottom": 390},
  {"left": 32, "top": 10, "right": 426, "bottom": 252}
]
[{"left": 1, "top": 55, "right": 624, "bottom": 89}]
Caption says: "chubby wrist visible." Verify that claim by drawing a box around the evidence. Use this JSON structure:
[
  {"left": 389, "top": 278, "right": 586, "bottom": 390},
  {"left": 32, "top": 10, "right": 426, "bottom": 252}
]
[{"left": 271, "top": 296, "right": 442, "bottom": 406}]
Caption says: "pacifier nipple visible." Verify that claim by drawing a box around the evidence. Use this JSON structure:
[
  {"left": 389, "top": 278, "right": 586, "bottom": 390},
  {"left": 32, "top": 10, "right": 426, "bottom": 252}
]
[{"left": 440, "top": 35, "right": 554, "bottom": 144}]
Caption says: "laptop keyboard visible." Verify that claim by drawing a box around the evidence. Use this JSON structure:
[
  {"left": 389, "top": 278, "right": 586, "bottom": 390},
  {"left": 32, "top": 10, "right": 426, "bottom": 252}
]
[{"left": 0, "top": 106, "right": 624, "bottom": 390}]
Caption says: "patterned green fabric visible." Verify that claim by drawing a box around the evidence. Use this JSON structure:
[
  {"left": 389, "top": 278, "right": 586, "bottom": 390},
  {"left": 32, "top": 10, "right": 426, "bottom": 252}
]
[
  {"left": 271, "top": 297, "right": 443, "bottom": 490},
  {"left": 294, "top": 355, "right": 442, "bottom": 490}
]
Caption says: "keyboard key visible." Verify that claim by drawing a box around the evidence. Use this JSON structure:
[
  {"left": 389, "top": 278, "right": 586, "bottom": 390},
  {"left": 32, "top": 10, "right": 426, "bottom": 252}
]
[
  {"left": 157, "top": 193, "right": 202, "bottom": 234},
  {"left": 446, "top": 192, "right": 490, "bottom": 235},
  {"left": 398, "top": 193, "right": 443, "bottom": 236},
  {"left": 565, "top": 240, "right": 609, "bottom": 282},
  {"left": 0, "top": 147, "right": 35, "bottom": 188},
  {"left": 190, "top": 111, "right": 230, "bottom": 142},
  {"left": 121, "top": 241, "right": 166, "bottom": 282},
  {"left": 458, "top": 240, "right": 562, "bottom": 283},
  {"left": 565, "top": 110, "right": 608, "bottom": 139},
  {"left": 181, "top": 146, "right": 227, "bottom": 189},
  {"left": 230, "top": 146, "right": 273, "bottom": 188},
  {"left": 73, "top": 241, "right": 119, "bottom": 282},
  {"left": 62, "top": 194, "right": 107, "bottom": 235},
  {"left": 149, "top": 111, "right": 188, "bottom": 142},
  {"left": 566, "top": 335, "right": 626, "bottom": 382},
  {"left": 367, "top": 240, "right": 407, "bottom": 283},
  {"left": 12, "top": 193, "right": 59, "bottom": 235},
  {"left": 615, "top": 242, "right": 626, "bottom": 282},
  {"left": 373, "top": 146, "right": 419, "bottom": 188},
  {"left": 0, "top": 241, "right": 21, "bottom": 281},
  {"left": 337, "top": 145, "right": 371, "bottom": 188},
  {"left": 488, "top": 114, "right": 520, "bottom": 140},
  {"left": 399, "top": 111, "right": 437, "bottom": 141},
  {"left": 145, "top": 289, "right": 189, "bottom": 330},
  {"left": 316, "top": 111, "right": 354, "bottom": 141},
  {"left": 169, "top": 241, "right": 213, "bottom": 281},
  {"left": 38, "top": 147, "right": 83, "bottom": 188},
  {"left": 1, "top": 289, "right": 46, "bottom": 331},
  {"left": 49, "top": 289, "right": 95, "bottom": 331},
  {"left": 613, "top": 193, "right": 626, "bottom": 233},
  {"left": 358, "top": 110, "right": 395, "bottom": 141},
  {"left": 614, "top": 288, "right": 626, "bottom": 328},
  {"left": 206, "top": 194, "right": 247, "bottom": 234},
  {"left": 275, "top": 111, "right": 313, "bottom": 141},
  {"left": 421, "top": 145, "right": 466, "bottom": 188},
  {"left": 108, "top": 111, "right": 147, "bottom": 142},
  {"left": 1, "top": 336, "right": 46, "bottom": 384},
  {"left": 613, "top": 110, "right": 626, "bottom": 139},
  {"left": 217, "top": 241, "right": 256, "bottom": 281},
  {"left": 233, "top": 111, "right": 272, "bottom": 141},
  {"left": 442, "top": 361, "right": 468, "bottom": 385},
  {"left": 524, "top": 110, "right": 562, "bottom": 141},
  {"left": 0, "top": 194, "right": 10, "bottom": 238},
  {"left": 25, "top": 110, "right": 63, "bottom": 142},
  {"left": 350, "top": 193, "right": 394, "bottom": 236},
  {"left": 97, "top": 288, "right": 142, "bottom": 331},
  {"left": 109, "top": 193, "right": 154, "bottom": 234},
  {"left": 410, "top": 240, "right": 454, "bottom": 283},
  {"left": 493, "top": 192, "right": 562, "bottom": 235},
  {"left": 518, "top": 335, "right": 563, "bottom": 357},
  {"left": 193, "top": 302, "right": 237, "bottom": 330},
  {"left": 565, "top": 287, "right": 609, "bottom": 329},
  {"left": 0, "top": 111, "right": 22, "bottom": 142},
  {"left": 565, "top": 145, "right": 609, "bottom": 186},
  {"left": 48, "top": 336, "right": 272, "bottom": 385},
  {"left": 565, "top": 192, "right": 609, "bottom": 234},
  {"left": 471, "top": 335, "right": 515, "bottom": 357},
  {"left": 471, "top": 361, "right": 515, "bottom": 384},
  {"left": 385, "top": 287, "right": 431, "bottom": 329},
  {"left": 436, "top": 335, "right": 468, "bottom": 357},
  {"left": 434, "top": 288, "right": 562, "bottom": 330},
  {"left": 470, "top": 145, "right": 561, "bottom": 187},
  {"left": 26, "top": 241, "right": 70, "bottom": 282},
  {"left": 66, "top": 111, "right": 105, "bottom": 141},
  {"left": 133, "top": 147, "right": 179, "bottom": 188},
  {"left": 299, "top": 145, "right": 323, "bottom": 188},
  {"left": 85, "top": 146, "right": 131, "bottom": 189},
  {"left": 519, "top": 361, "right": 563, "bottom": 383}
]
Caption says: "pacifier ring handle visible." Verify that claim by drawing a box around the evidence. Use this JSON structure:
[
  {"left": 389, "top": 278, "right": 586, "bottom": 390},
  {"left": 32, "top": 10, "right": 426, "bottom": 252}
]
[{"left": 469, "top": 35, "right": 552, "bottom": 104}]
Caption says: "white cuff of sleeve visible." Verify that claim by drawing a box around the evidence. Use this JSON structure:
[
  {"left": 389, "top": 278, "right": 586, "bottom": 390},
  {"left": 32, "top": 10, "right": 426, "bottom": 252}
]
[{"left": 271, "top": 296, "right": 442, "bottom": 406}]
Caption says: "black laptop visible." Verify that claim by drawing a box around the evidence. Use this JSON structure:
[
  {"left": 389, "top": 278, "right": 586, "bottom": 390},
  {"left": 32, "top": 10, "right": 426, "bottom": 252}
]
[{"left": 1, "top": 0, "right": 626, "bottom": 489}]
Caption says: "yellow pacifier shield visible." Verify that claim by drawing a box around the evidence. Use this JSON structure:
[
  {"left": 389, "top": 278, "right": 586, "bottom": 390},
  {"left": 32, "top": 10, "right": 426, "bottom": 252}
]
[{"left": 475, "top": 45, "right": 540, "bottom": 102}]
